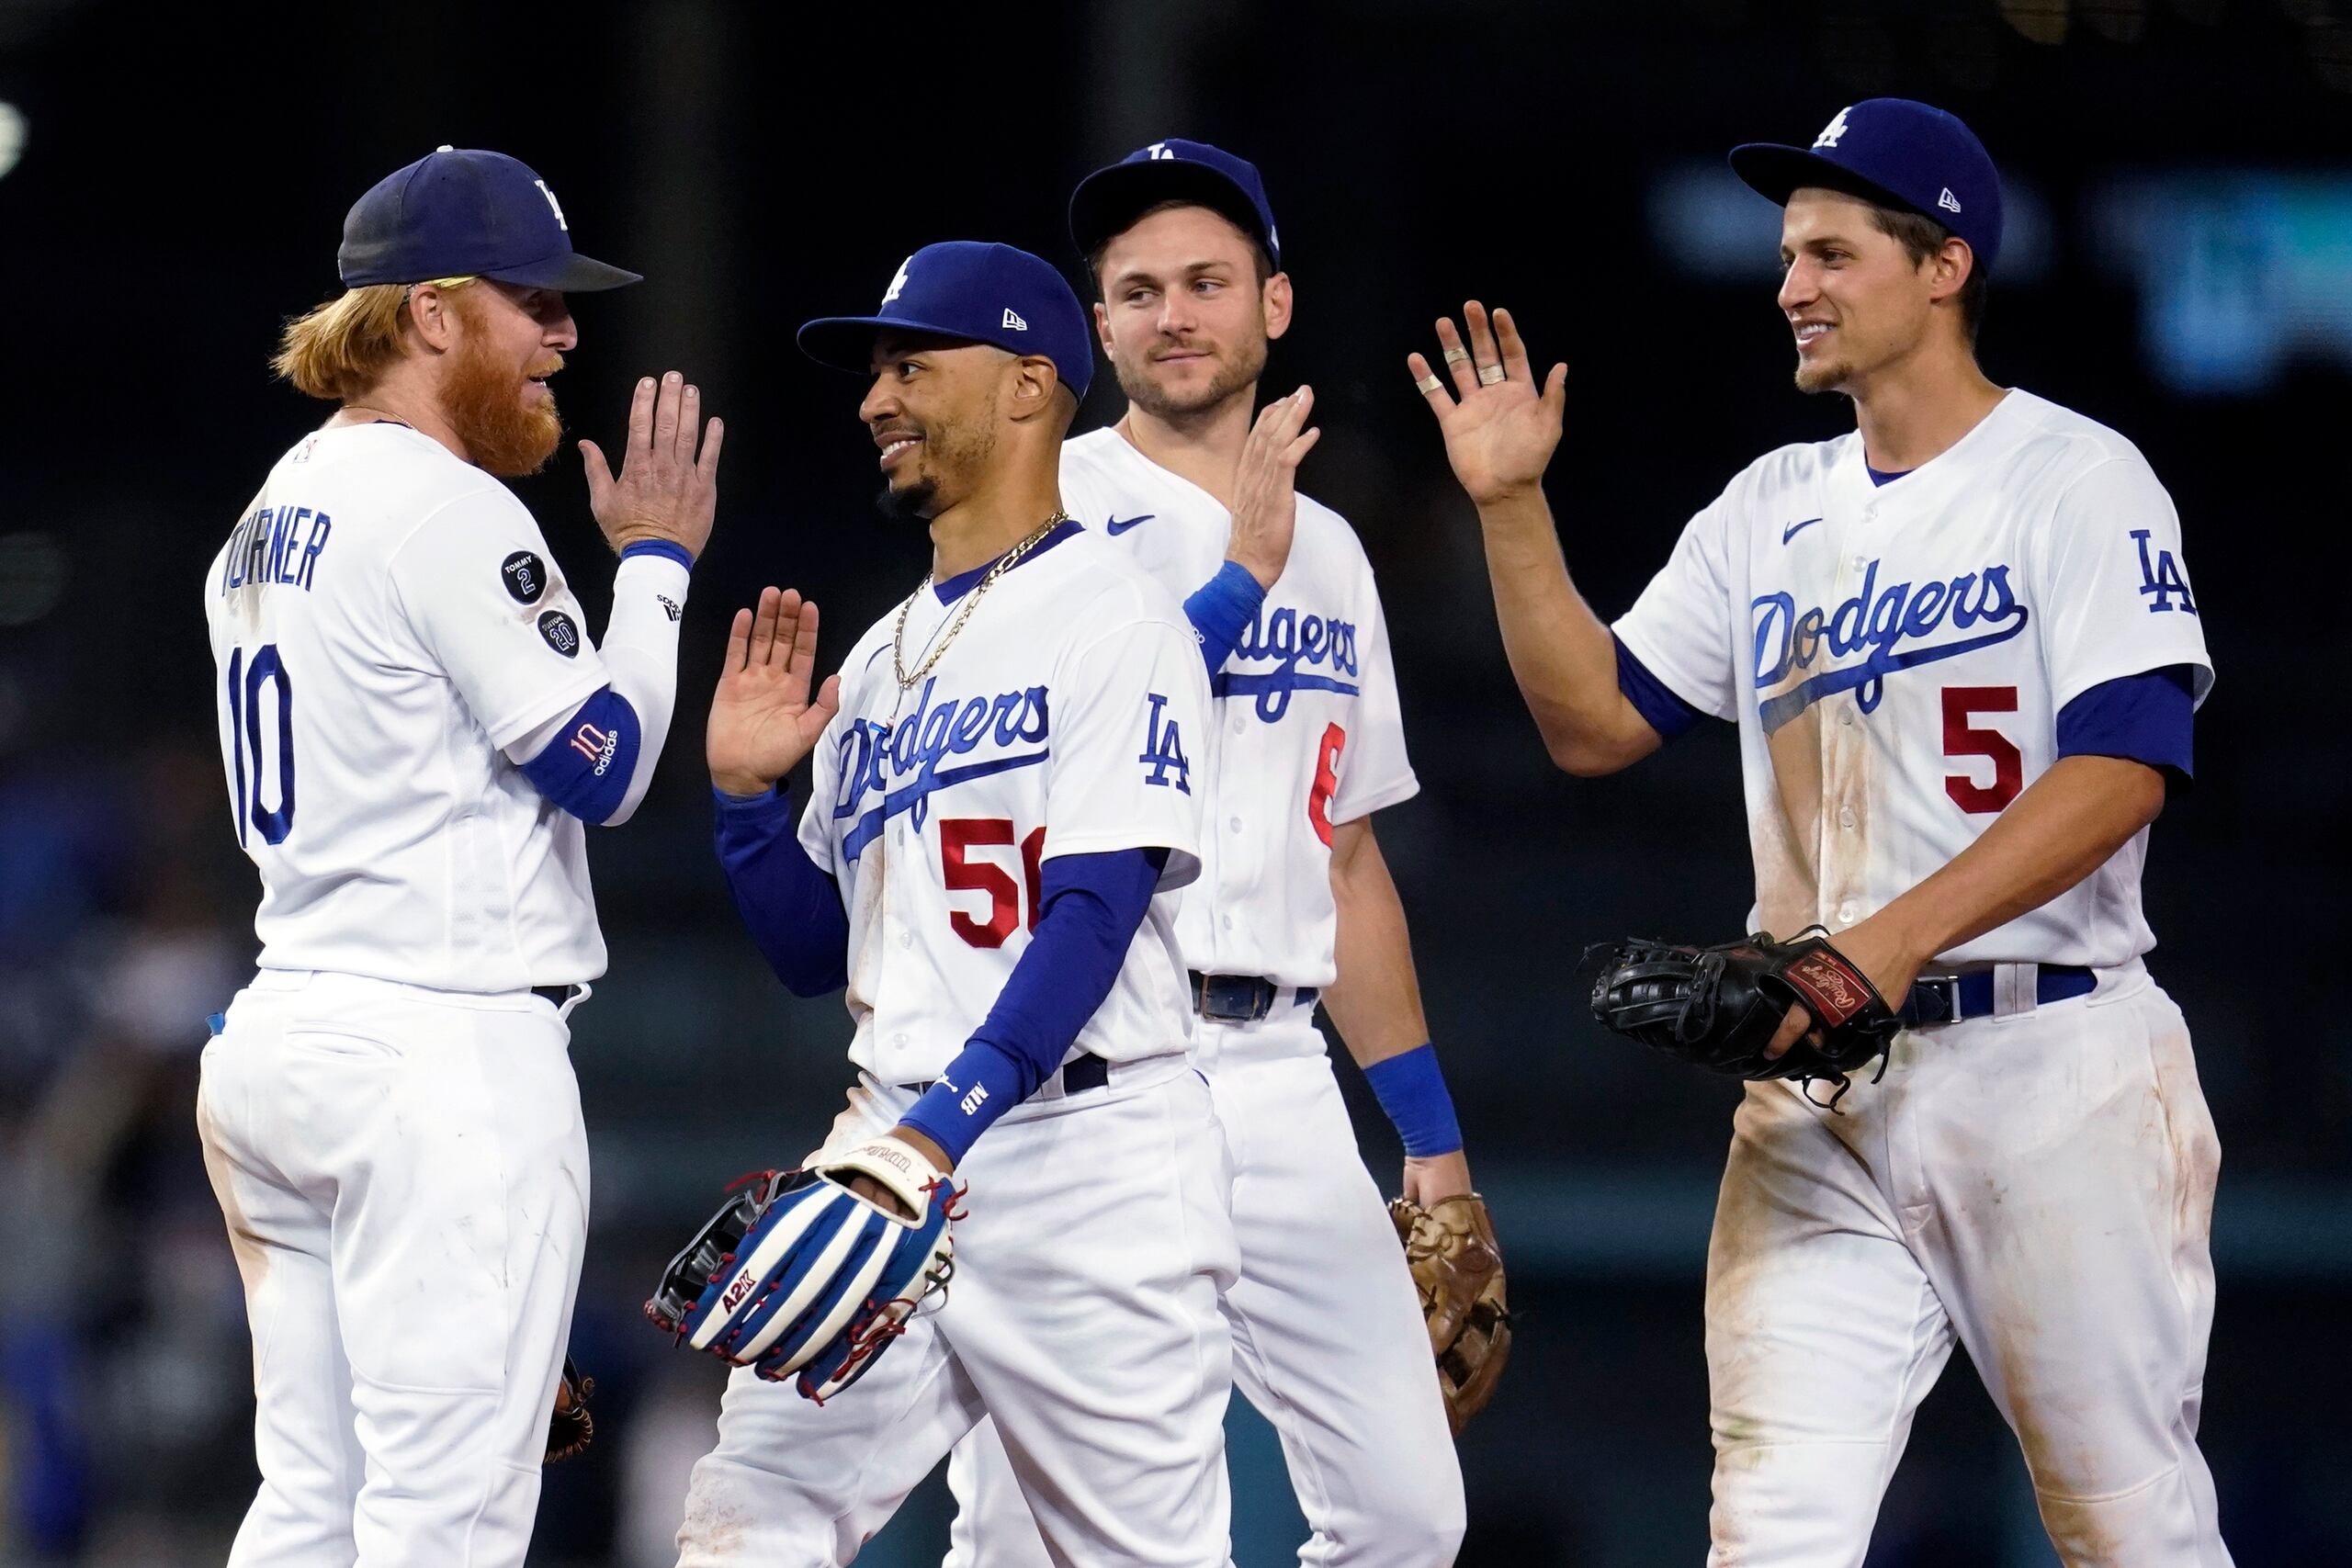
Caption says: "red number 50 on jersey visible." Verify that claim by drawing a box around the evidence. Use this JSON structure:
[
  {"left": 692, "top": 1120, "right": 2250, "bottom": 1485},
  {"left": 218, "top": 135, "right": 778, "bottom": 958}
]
[
  {"left": 943, "top": 819, "right": 1046, "bottom": 947},
  {"left": 1941, "top": 686, "right": 2022, "bottom": 814}
]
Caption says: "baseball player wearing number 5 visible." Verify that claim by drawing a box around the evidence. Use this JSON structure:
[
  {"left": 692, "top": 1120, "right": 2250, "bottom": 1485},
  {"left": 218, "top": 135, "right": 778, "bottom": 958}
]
[
  {"left": 1417, "top": 101, "right": 2229, "bottom": 1565},
  {"left": 666, "top": 242, "right": 1234, "bottom": 1567},
  {"left": 945, "top": 140, "right": 1477, "bottom": 1568},
  {"left": 198, "top": 148, "right": 720, "bottom": 1567}
]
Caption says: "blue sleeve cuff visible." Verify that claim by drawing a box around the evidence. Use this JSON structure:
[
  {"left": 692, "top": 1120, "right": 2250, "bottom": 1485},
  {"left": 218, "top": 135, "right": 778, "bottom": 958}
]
[
  {"left": 1363, "top": 1043, "right": 1464, "bottom": 1158},
  {"left": 899, "top": 1040, "right": 1035, "bottom": 1168},
  {"left": 2055, "top": 665, "right": 2194, "bottom": 786},
  {"left": 1183, "top": 560, "right": 1267, "bottom": 674},
  {"left": 517, "top": 687, "right": 641, "bottom": 823},
  {"left": 1613, "top": 634, "right": 1704, "bottom": 742},
  {"left": 621, "top": 538, "right": 695, "bottom": 571},
  {"left": 714, "top": 784, "right": 850, "bottom": 997}
]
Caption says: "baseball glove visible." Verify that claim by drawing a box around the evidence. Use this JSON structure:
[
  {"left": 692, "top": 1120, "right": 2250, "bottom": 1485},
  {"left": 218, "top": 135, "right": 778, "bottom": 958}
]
[
  {"left": 1389, "top": 1192, "right": 1511, "bottom": 1437},
  {"left": 644, "top": 1139, "right": 961, "bottom": 1404},
  {"left": 1586, "top": 927, "right": 1902, "bottom": 1101},
  {"left": 545, "top": 1355, "right": 594, "bottom": 1463}
]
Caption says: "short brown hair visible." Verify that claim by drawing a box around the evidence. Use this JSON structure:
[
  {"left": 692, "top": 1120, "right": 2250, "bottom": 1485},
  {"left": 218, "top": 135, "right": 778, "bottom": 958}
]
[
  {"left": 1868, "top": 205, "right": 1988, "bottom": 342},
  {"left": 1086, "top": 198, "right": 1275, "bottom": 294},
  {"left": 270, "top": 284, "right": 414, "bottom": 401}
]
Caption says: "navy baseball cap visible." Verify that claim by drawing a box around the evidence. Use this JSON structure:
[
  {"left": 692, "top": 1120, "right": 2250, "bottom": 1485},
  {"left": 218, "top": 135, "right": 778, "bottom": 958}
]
[
  {"left": 337, "top": 146, "right": 640, "bottom": 291},
  {"left": 1730, "top": 99, "right": 2002, "bottom": 273},
  {"left": 1069, "top": 139, "right": 1281, "bottom": 269},
  {"left": 797, "top": 242, "right": 1095, "bottom": 401}
]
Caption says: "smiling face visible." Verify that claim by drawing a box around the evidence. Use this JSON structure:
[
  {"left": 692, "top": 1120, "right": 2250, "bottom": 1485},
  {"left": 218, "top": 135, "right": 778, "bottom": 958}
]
[
  {"left": 859, "top": 330, "right": 1018, "bottom": 520},
  {"left": 1778, "top": 187, "right": 1962, "bottom": 396},
  {"left": 439, "top": 280, "right": 574, "bottom": 475},
  {"left": 1093, "top": 204, "right": 1288, "bottom": 420}
]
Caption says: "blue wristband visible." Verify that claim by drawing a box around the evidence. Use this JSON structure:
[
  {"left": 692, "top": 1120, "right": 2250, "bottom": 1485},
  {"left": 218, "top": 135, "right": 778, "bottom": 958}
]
[
  {"left": 899, "top": 1040, "right": 1034, "bottom": 1167},
  {"left": 1363, "top": 1043, "right": 1464, "bottom": 1158},
  {"left": 1182, "top": 559, "right": 1267, "bottom": 673},
  {"left": 620, "top": 538, "right": 695, "bottom": 571}
]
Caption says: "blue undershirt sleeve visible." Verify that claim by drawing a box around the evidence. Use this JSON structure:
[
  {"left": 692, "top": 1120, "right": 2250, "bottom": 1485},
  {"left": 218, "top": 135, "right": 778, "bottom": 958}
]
[
  {"left": 516, "top": 688, "right": 642, "bottom": 823},
  {"left": 1613, "top": 633, "right": 1705, "bottom": 741},
  {"left": 713, "top": 785, "right": 850, "bottom": 997},
  {"left": 2055, "top": 664, "right": 2195, "bottom": 787},
  {"left": 899, "top": 845, "right": 1169, "bottom": 1164},
  {"left": 1183, "top": 560, "right": 1268, "bottom": 674}
]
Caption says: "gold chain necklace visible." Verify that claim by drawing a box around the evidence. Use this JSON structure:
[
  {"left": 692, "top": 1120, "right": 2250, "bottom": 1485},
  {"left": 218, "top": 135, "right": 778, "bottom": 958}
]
[{"left": 891, "top": 513, "right": 1069, "bottom": 690}]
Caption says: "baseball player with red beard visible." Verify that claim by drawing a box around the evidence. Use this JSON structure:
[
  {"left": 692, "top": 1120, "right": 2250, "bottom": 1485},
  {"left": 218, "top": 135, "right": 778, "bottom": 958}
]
[{"left": 201, "top": 147, "right": 718, "bottom": 1568}]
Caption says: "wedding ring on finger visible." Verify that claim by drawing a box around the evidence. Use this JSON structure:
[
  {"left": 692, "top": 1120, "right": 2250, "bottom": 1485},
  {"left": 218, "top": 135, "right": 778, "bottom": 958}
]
[
  {"left": 1477, "top": 364, "right": 1507, "bottom": 385},
  {"left": 1416, "top": 374, "right": 1444, "bottom": 393},
  {"left": 1442, "top": 347, "right": 1472, "bottom": 366}
]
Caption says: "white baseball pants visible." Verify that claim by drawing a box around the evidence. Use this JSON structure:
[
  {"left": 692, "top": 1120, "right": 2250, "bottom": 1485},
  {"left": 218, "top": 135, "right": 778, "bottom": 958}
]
[
  {"left": 197, "top": 968, "right": 590, "bottom": 1568},
  {"left": 945, "top": 1011, "right": 1464, "bottom": 1568},
  {"left": 1704, "top": 961, "right": 2232, "bottom": 1566},
  {"left": 673, "top": 1060, "right": 1238, "bottom": 1568}
]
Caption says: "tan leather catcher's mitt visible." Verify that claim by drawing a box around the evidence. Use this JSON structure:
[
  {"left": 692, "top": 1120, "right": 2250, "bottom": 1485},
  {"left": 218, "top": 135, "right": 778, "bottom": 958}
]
[{"left": 1389, "top": 1192, "right": 1511, "bottom": 1436}]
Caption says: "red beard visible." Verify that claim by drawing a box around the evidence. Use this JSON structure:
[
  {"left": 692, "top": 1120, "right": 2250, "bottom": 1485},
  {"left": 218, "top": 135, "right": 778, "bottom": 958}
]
[{"left": 445, "top": 321, "right": 562, "bottom": 477}]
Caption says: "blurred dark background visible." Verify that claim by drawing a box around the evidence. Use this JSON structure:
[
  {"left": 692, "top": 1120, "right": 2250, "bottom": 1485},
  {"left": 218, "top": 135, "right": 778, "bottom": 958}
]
[{"left": 2, "top": 0, "right": 2346, "bottom": 1562}]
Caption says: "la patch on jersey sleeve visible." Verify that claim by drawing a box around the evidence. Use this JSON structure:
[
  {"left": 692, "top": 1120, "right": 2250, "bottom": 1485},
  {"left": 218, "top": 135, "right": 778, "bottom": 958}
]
[
  {"left": 386, "top": 487, "right": 611, "bottom": 750},
  {"left": 2029, "top": 456, "right": 2213, "bottom": 711},
  {"left": 1041, "top": 614, "right": 1208, "bottom": 889}
]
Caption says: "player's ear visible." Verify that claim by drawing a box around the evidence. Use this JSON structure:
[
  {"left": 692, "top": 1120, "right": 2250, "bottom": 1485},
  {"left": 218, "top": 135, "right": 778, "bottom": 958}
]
[
  {"left": 1093, "top": 300, "right": 1114, "bottom": 358},
  {"left": 1005, "top": 355, "right": 1061, "bottom": 423},
  {"left": 1926, "top": 239, "right": 1973, "bottom": 307},
  {"left": 405, "top": 284, "right": 462, "bottom": 354},
  {"left": 1261, "top": 271, "right": 1295, "bottom": 344}
]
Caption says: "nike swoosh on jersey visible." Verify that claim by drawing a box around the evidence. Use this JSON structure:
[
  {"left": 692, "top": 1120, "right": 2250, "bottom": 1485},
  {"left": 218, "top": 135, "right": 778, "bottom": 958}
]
[
  {"left": 1781, "top": 516, "right": 1824, "bottom": 544},
  {"left": 1104, "top": 513, "right": 1156, "bottom": 536}
]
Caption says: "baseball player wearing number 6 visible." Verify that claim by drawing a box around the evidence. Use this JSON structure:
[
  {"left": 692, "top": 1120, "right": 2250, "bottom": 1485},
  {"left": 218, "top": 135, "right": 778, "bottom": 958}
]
[
  {"left": 666, "top": 242, "right": 1232, "bottom": 1566},
  {"left": 1416, "top": 100, "right": 2229, "bottom": 1565},
  {"left": 944, "top": 139, "right": 1478, "bottom": 1568},
  {"left": 199, "top": 148, "right": 721, "bottom": 1566}
]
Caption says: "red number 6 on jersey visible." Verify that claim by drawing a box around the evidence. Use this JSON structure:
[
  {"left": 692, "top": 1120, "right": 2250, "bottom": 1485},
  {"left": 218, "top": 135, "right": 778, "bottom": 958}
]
[{"left": 1306, "top": 723, "right": 1348, "bottom": 847}]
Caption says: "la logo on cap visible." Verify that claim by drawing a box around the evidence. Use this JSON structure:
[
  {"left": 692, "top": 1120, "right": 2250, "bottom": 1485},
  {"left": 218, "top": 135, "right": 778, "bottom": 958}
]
[
  {"left": 883, "top": 257, "right": 911, "bottom": 306},
  {"left": 1813, "top": 107, "right": 1852, "bottom": 149}
]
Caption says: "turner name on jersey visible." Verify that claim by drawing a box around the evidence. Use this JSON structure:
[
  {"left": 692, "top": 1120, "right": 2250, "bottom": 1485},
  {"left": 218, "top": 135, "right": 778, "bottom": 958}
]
[
  {"left": 1057, "top": 427, "right": 1416, "bottom": 988},
  {"left": 203, "top": 423, "right": 644, "bottom": 992},
  {"left": 797, "top": 526, "right": 1209, "bottom": 1088},
  {"left": 1614, "top": 389, "right": 2212, "bottom": 969}
]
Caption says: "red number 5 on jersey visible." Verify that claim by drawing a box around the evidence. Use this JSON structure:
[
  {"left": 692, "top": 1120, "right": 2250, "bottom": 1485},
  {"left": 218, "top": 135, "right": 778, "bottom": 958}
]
[{"left": 1941, "top": 686, "right": 2021, "bottom": 814}]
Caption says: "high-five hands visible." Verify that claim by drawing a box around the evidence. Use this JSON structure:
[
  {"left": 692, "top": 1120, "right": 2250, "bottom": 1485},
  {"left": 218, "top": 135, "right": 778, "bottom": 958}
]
[
  {"left": 1225, "top": 385, "right": 1321, "bottom": 590},
  {"left": 582, "top": 371, "right": 724, "bottom": 562},
  {"left": 1408, "top": 303, "right": 1566, "bottom": 507},
  {"left": 707, "top": 588, "right": 842, "bottom": 798}
]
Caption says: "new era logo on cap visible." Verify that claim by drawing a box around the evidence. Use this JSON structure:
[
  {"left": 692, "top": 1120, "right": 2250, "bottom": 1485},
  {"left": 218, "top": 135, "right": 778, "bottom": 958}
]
[
  {"left": 1730, "top": 98, "right": 2005, "bottom": 272},
  {"left": 1002, "top": 308, "right": 1027, "bottom": 331}
]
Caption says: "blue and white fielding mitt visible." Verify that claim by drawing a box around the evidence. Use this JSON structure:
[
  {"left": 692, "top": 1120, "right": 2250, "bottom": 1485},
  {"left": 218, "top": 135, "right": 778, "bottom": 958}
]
[{"left": 644, "top": 1138, "right": 961, "bottom": 1403}]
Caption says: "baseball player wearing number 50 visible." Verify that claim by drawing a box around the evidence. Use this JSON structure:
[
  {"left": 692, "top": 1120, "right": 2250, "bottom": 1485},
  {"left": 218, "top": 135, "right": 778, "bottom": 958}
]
[
  {"left": 199, "top": 149, "right": 721, "bottom": 1566},
  {"left": 1417, "top": 101, "right": 2229, "bottom": 1565},
  {"left": 666, "top": 243, "right": 1235, "bottom": 1566},
  {"left": 944, "top": 140, "right": 1476, "bottom": 1568}
]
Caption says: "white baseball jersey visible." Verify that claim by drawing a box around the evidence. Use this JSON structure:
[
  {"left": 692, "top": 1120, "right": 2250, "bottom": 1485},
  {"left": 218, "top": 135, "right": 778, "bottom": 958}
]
[
  {"left": 204, "top": 422, "right": 663, "bottom": 990},
  {"left": 1614, "top": 389, "right": 2211, "bottom": 968},
  {"left": 1058, "top": 428, "right": 1417, "bottom": 987},
  {"left": 797, "top": 525, "right": 1209, "bottom": 1086}
]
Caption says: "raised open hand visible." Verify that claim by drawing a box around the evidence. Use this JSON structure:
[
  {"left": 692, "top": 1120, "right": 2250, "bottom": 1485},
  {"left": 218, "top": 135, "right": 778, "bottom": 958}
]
[
  {"left": 1225, "top": 385, "right": 1320, "bottom": 590},
  {"left": 582, "top": 370, "right": 724, "bottom": 562},
  {"left": 1407, "top": 303, "right": 1566, "bottom": 508},
  {"left": 707, "top": 588, "right": 842, "bottom": 797}
]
